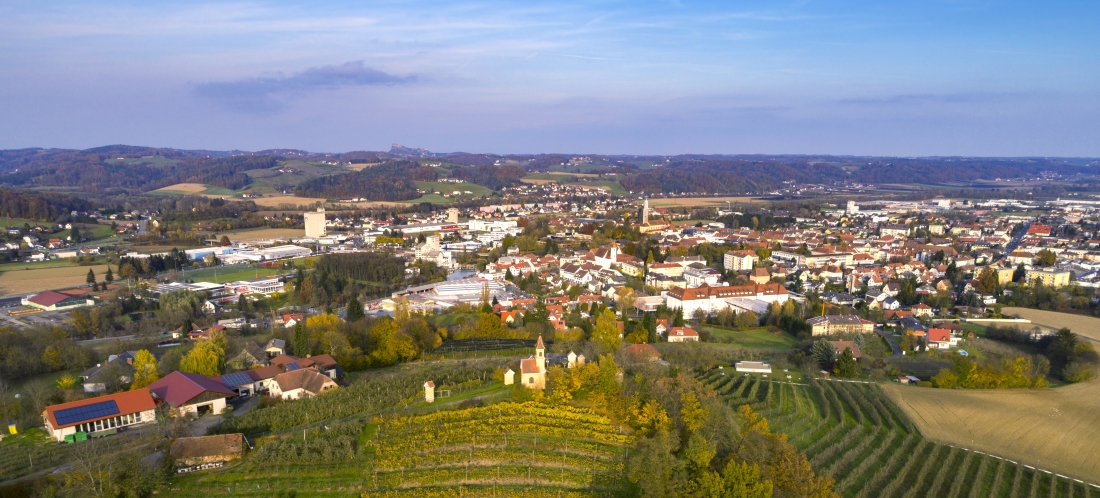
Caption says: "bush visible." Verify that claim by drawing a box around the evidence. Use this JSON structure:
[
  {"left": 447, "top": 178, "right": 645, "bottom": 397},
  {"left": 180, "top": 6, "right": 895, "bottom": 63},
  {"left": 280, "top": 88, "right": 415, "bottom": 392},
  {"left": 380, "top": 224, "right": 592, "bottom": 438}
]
[{"left": 1062, "top": 361, "right": 1095, "bottom": 383}]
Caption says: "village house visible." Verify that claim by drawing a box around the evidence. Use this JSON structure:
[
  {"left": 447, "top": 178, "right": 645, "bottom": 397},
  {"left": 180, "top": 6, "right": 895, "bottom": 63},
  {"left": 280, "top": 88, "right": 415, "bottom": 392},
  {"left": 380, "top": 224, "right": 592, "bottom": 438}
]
[{"left": 41, "top": 389, "right": 157, "bottom": 442}]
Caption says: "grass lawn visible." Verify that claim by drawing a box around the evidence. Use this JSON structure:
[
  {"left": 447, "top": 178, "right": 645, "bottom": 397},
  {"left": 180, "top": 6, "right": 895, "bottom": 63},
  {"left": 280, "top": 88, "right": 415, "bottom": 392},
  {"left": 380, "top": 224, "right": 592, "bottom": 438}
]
[
  {"left": 703, "top": 326, "right": 803, "bottom": 350},
  {"left": 0, "top": 258, "right": 79, "bottom": 271},
  {"left": 0, "top": 217, "right": 53, "bottom": 229},
  {"left": 403, "top": 193, "right": 454, "bottom": 205},
  {"left": 185, "top": 265, "right": 285, "bottom": 284},
  {"left": 201, "top": 186, "right": 235, "bottom": 196},
  {"left": 433, "top": 312, "right": 479, "bottom": 327}
]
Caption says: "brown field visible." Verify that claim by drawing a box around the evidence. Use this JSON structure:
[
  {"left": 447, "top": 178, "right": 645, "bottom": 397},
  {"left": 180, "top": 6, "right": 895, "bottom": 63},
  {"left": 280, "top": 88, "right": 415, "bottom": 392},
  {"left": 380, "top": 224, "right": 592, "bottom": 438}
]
[
  {"left": 883, "top": 381, "right": 1100, "bottom": 481},
  {"left": 519, "top": 178, "right": 555, "bottom": 184},
  {"left": 217, "top": 228, "right": 305, "bottom": 242},
  {"left": 154, "top": 183, "right": 208, "bottom": 194},
  {"left": 645, "top": 196, "right": 761, "bottom": 207},
  {"left": 1003, "top": 307, "right": 1100, "bottom": 343},
  {"left": 0, "top": 264, "right": 110, "bottom": 296}
]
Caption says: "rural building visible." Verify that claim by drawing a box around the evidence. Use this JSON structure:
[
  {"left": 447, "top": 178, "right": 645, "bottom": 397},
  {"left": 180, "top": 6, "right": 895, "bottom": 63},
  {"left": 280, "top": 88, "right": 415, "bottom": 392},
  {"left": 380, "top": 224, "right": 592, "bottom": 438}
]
[
  {"left": 79, "top": 359, "right": 134, "bottom": 393},
  {"left": 829, "top": 341, "right": 863, "bottom": 359},
  {"left": 666, "top": 327, "right": 700, "bottom": 342},
  {"left": 21, "top": 291, "right": 94, "bottom": 311},
  {"left": 735, "top": 361, "right": 772, "bottom": 373},
  {"left": 623, "top": 343, "right": 662, "bottom": 362},
  {"left": 519, "top": 336, "right": 547, "bottom": 389},
  {"left": 806, "top": 315, "right": 875, "bottom": 336},
  {"left": 926, "top": 328, "right": 958, "bottom": 349},
  {"left": 264, "top": 338, "right": 287, "bottom": 357},
  {"left": 268, "top": 368, "right": 338, "bottom": 400},
  {"left": 41, "top": 389, "right": 156, "bottom": 442},
  {"left": 304, "top": 207, "right": 326, "bottom": 238},
  {"left": 424, "top": 380, "right": 435, "bottom": 402},
  {"left": 170, "top": 434, "right": 245, "bottom": 467},
  {"left": 148, "top": 371, "right": 235, "bottom": 417}
]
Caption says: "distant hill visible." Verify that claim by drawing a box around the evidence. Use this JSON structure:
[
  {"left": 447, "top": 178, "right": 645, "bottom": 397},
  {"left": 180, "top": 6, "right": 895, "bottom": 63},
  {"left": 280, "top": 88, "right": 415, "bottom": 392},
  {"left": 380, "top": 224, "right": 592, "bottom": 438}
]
[{"left": 293, "top": 160, "right": 437, "bottom": 201}]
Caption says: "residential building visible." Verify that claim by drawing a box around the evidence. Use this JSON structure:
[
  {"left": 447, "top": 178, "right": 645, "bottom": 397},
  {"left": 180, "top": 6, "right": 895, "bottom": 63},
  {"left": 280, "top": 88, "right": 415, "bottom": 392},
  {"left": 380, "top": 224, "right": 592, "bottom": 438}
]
[
  {"left": 666, "top": 327, "right": 699, "bottom": 342},
  {"left": 41, "top": 389, "right": 156, "bottom": 442},
  {"left": 723, "top": 250, "right": 758, "bottom": 271},
  {"left": 147, "top": 371, "right": 235, "bottom": 417},
  {"left": 268, "top": 368, "right": 338, "bottom": 400},
  {"left": 1025, "top": 269, "right": 1071, "bottom": 288},
  {"left": 806, "top": 315, "right": 875, "bottom": 336}
]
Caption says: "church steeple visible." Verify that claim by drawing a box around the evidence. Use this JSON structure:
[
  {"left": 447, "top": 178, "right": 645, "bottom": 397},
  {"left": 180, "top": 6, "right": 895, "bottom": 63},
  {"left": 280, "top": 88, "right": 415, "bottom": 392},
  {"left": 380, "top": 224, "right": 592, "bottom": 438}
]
[{"left": 535, "top": 335, "right": 545, "bottom": 372}]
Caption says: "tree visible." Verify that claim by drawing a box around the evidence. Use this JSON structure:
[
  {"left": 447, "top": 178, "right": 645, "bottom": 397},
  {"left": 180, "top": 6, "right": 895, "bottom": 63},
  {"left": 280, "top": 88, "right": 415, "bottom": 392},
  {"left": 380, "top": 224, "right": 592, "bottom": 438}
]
[
  {"left": 673, "top": 308, "right": 685, "bottom": 327},
  {"left": 643, "top": 312, "right": 657, "bottom": 343},
  {"left": 179, "top": 341, "right": 224, "bottom": 377},
  {"left": 293, "top": 322, "right": 309, "bottom": 357},
  {"left": 811, "top": 339, "right": 837, "bottom": 370},
  {"left": 69, "top": 225, "right": 80, "bottom": 241},
  {"left": 346, "top": 296, "right": 365, "bottom": 322},
  {"left": 86, "top": 268, "right": 96, "bottom": 285},
  {"left": 56, "top": 374, "right": 78, "bottom": 390},
  {"left": 833, "top": 348, "right": 859, "bottom": 378},
  {"left": 104, "top": 266, "right": 113, "bottom": 283},
  {"left": 734, "top": 310, "right": 759, "bottom": 329},
  {"left": 1036, "top": 249, "right": 1057, "bottom": 267},
  {"left": 219, "top": 235, "right": 231, "bottom": 246},
  {"left": 977, "top": 268, "right": 998, "bottom": 295},
  {"left": 592, "top": 309, "right": 623, "bottom": 351},
  {"left": 160, "top": 289, "right": 203, "bottom": 317},
  {"left": 237, "top": 294, "right": 248, "bottom": 312},
  {"left": 130, "top": 349, "right": 160, "bottom": 389},
  {"left": 616, "top": 286, "right": 636, "bottom": 319}
]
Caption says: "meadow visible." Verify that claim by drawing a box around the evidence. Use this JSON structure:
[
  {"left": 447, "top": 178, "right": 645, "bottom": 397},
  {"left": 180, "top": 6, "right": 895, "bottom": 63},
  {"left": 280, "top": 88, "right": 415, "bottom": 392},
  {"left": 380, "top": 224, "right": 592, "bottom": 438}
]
[
  {"left": 695, "top": 370, "right": 1096, "bottom": 497},
  {"left": 882, "top": 380, "right": 1100, "bottom": 483},
  {"left": 701, "top": 326, "right": 803, "bottom": 350}
]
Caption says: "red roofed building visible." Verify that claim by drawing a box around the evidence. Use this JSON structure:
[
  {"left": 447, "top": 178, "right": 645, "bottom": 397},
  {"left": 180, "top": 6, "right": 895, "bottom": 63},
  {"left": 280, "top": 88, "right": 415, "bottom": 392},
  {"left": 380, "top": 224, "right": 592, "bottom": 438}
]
[
  {"left": 21, "top": 290, "right": 94, "bottom": 311},
  {"left": 666, "top": 327, "right": 699, "bottom": 343},
  {"left": 41, "top": 389, "right": 156, "bottom": 441},
  {"left": 1027, "top": 225, "right": 1053, "bottom": 236},
  {"left": 624, "top": 343, "right": 662, "bottom": 362},
  {"left": 926, "top": 328, "right": 956, "bottom": 350},
  {"left": 519, "top": 336, "right": 547, "bottom": 389},
  {"left": 148, "top": 371, "right": 235, "bottom": 416}
]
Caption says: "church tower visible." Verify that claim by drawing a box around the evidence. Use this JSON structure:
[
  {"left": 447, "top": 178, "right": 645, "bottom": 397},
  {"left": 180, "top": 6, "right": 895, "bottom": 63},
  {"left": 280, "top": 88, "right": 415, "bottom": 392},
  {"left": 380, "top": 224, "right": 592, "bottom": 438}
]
[
  {"left": 642, "top": 198, "right": 650, "bottom": 225},
  {"left": 535, "top": 335, "right": 545, "bottom": 372}
]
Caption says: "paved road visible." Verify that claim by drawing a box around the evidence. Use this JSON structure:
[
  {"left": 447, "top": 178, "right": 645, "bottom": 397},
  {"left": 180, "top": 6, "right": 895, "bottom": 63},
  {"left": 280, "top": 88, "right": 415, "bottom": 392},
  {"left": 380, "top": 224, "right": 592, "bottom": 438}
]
[
  {"left": 876, "top": 327, "right": 902, "bottom": 356},
  {"left": 1004, "top": 221, "right": 1030, "bottom": 255}
]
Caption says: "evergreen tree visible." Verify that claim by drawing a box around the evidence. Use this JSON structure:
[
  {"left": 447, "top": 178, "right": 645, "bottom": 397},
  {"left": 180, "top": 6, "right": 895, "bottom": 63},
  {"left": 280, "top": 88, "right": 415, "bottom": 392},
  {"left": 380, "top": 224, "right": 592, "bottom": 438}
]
[
  {"left": 293, "top": 322, "right": 309, "bottom": 357},
  {"left": 346, "top": 296, "right": 365, "bottom": 322},
  {"left": 811, "top": 339, "right": 837, "bottom": 370},
  {"left": 643, "top": 312, "right": 657, "bottom": 343},
  {"left": 86, "top": 268, "right": 96, "bottom": 285},
  {"left": 833, "top": 347, "right": 859, "bottom": 378},
  {"left": 237, "top": 294, "right": 248, "bottom": 312},
  {"left": 105, "top": 266, "right": 113, "bottom": 283},
  {"left": 673, "top": 308, "right": 685, "bottom": 327},
  {"left": 69, "top": 225, "right": 80, "bottom": 241}
]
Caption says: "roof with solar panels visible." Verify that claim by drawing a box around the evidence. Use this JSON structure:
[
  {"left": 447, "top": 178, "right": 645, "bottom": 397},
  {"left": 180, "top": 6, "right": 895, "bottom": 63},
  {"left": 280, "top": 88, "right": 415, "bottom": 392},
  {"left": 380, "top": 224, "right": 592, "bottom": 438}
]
[{"left": 41, "top": 389, "right": 156, "bottom": 429}]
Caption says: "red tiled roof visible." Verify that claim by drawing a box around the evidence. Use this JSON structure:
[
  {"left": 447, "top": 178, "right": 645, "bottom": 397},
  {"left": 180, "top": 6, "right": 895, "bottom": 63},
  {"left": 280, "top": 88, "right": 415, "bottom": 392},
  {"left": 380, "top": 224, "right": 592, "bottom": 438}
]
[
  {"left": 624, "top": 343, "right": 661, "bottom": 359},
  {"left": 148, "top": 371, "right": 234, "bottom": 407},
  {"left": 668, "top": 327, "right": 699, "bottom": 338},
  {"left": 248, "top": 365, "right": 282, "bottom": 381},
  {"left": 520, "top": 358, "right": 540, "bottom": 374},
  {"left": 27, "top": 291, "right": 79, "bottom": 307},
  {"left": 927, "top": 328, "right": 952, "bottom": 343},
  {"left": 42, "top": 389, "right": 156, "bottom": 429}
]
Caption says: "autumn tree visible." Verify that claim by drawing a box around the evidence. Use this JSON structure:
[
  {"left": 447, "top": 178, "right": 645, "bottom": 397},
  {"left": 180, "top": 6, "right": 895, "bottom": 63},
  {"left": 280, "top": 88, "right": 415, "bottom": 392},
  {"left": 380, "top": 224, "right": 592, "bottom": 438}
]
[
  {"left": 591, "top": 309, "right": 623, "bottom": 351},
  {"left": 179, "top": 341, "right": 224, "bottom": 377},
  {"left": 977, "top": 267, "right": 998, "bottom": 295},
  {"left": 1036, "top": 249, "right": 1057, "bottom": 267},
  {"left": 130, "top": 349, "right": 160, "bottom": 389}
]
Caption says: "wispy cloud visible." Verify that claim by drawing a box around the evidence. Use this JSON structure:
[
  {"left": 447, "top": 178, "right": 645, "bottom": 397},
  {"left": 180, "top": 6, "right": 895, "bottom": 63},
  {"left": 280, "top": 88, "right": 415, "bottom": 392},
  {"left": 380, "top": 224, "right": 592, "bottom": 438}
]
[{"left": 193, "top": 61, "right": 416, "bottom": 113}]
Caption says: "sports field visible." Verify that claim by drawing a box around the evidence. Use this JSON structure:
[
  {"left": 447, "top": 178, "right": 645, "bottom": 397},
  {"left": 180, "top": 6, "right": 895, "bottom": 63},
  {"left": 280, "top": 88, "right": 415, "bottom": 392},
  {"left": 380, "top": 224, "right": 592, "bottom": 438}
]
[
  {"left": 1002, "top": 307, "right": 1100, "bottom": 342},
  {"left": 0, "top": 264, "right": 110, "bottom": 296},
  {"left": 883, "top": 381, "right": 1100, "bottom": 483}
]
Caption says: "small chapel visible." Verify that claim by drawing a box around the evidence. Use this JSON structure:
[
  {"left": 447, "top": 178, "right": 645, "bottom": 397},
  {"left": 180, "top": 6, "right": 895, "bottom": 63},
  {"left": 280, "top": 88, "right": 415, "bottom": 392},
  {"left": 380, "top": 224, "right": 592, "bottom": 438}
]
[{"left": 519, "top": 336, "right": 547, "bottom": 389}]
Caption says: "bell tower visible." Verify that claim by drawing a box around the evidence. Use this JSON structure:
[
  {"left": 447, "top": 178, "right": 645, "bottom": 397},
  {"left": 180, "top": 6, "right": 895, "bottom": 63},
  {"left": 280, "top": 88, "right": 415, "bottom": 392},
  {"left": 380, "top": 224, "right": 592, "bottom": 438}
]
[{"left": 535, "top": 335, "right": 546, "bottom": 372}]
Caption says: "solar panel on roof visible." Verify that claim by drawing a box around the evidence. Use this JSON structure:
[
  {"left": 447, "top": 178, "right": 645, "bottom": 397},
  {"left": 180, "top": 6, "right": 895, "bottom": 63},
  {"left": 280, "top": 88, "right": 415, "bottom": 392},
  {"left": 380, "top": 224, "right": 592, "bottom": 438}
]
[
  {"left": 54, "top": 400, "right": 119, "bottom": 426},
  {"left": 219, "top": 371, "right": 253, "bottom": 387},
  {"left": 284, "top": 363, "right": 300, "bottom": 371}
]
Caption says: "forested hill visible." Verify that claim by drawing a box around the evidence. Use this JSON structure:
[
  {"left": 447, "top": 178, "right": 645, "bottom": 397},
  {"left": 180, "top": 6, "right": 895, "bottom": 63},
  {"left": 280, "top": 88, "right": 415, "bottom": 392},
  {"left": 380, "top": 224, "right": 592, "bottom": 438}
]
[
  {"left": 0, "top": 187, "right": 93, "bottom": 221},
  {"left": 294, "top": 160, "right": 437, "bottom": 201},
  {"left": 620, "top": 156, "right": 1100, "bottom": 193},
  {"left": 0, "top": 146, "right": 278, "bottom": 192}
]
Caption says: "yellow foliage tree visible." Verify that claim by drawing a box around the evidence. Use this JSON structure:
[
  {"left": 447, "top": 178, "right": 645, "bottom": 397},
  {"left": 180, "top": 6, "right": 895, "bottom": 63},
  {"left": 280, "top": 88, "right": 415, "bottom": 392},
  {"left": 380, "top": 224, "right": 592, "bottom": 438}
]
[
  {"left": 56, "top": 374, "right": 78, "bottom": 390},
  {"left": 592, "top": 309, "right": 622, "bottom": 351},
  {"left": 130, "top": 349, "right": 160, "bottom": 390},
  {"left": 179, "top": 341, "right": 224, "bottom": 377}
]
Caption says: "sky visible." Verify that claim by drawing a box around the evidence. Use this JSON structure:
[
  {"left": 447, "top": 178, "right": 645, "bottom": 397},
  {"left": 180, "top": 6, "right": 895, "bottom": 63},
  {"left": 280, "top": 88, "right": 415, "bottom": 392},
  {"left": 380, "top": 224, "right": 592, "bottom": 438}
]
[{"left": 0, "top": 0, "right": 1098, "bottom": 156}]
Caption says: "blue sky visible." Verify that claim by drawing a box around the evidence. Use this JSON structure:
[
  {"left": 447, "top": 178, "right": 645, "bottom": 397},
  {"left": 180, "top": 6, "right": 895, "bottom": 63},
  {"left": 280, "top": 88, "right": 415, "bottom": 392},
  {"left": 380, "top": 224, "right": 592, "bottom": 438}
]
[{"left": 0, "top": 0, "right": 1097, "bottom": 155}]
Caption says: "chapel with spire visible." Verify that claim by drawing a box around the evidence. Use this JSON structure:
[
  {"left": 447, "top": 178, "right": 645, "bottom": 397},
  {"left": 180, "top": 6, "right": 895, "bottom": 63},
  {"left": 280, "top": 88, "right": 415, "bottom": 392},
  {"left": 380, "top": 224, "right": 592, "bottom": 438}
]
[{"left": 519, "top": 335, "right": 547, "bottom": 389}]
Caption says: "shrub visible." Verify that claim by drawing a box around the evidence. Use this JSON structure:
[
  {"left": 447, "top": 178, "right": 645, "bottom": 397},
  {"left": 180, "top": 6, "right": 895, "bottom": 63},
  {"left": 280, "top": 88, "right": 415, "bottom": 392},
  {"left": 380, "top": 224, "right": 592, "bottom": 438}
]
[{"left": 1062, "top": 361, "right": 1095, "bottom": 383}]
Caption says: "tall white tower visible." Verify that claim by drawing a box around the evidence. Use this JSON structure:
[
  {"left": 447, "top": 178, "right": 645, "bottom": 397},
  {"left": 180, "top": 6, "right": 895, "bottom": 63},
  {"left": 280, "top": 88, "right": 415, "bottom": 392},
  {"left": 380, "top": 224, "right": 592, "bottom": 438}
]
[
  {"left": 304, "top": 207, "right": 326, "bottom": 238},
  {"left": 642, "top": 199, "right": 650, "bottom": 225}
]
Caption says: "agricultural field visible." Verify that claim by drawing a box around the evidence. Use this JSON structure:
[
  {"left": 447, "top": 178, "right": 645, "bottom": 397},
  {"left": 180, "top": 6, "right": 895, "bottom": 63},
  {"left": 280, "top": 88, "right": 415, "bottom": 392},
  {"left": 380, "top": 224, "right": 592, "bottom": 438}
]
[
  {"left": 151, "top": 183, "right": 222, "bottom": 195},
  {"left": 415, "top": 181, "right": 492, "bottom": 199},
  {"left": 883, "top": 380, "right": 1100, "bottom": 483},
  {"left": 646, "top": 196, "right": 761, "bottom": 207},
  {"left": 0, "top": 263, "right": 110, "bottom": 296},
  {"left": 216, "top": 228, "right": 305, "bottom": 242},
  {"left": 1002, "top": 307, "right": 1100, "bottom": 343},
  {"left": 696, "top": 371, "right": 1096, "bottom": 497}
]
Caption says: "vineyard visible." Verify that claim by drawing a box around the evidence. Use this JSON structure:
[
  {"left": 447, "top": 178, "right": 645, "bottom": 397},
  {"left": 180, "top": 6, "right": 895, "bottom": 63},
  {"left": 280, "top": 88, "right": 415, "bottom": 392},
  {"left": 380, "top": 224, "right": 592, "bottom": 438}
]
[
  {"left": 172, "top": 402, "right": 631, "bottom": 496},
  {"left": 696, "top": 370, "right": 1097, "bottom": 498}
]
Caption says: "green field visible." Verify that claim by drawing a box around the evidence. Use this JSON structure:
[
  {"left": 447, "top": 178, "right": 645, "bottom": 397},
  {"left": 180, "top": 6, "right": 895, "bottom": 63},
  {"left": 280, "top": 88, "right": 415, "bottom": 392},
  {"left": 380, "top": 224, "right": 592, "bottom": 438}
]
[
  {"left": 184, "top": 265, "right": 286, "bottom": 284},
  {"left": 703, "top": 326, "right": 803, "bottom": 350},
  {"left": 404, "top": 194, "right": 456, "bottom": 205},
  {"left": 415, "top": 181, "right": 491, "bottom": 198},
  {"left": 695, "top": 371, "right": 1092, "bottom": 497}
]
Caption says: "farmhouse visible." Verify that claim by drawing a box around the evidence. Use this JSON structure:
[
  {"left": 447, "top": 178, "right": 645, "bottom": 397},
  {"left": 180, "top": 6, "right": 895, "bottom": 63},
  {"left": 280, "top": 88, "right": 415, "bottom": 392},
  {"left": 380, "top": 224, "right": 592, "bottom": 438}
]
[
  {"left": 666, "top": 326, "right": 699, "bottom": 342},
  {"left": 41, "top": 389, "right": 156, "bottom": 442},
  {"left": 268, "top": 368, "right": 338, "bottom": 400},
  {"left": 148, "top": 371, "right": 235, "bottom": 417}
]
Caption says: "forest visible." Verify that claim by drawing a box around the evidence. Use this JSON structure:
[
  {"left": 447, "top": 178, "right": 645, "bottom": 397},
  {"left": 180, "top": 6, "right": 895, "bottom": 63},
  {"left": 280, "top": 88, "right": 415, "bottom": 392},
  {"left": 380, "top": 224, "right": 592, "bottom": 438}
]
[
  {"left": 293, "top": 160, "right": 437, "bottom": 200},
  {"left": 447, "top": 164, "right": 527, "bottom": 190},
  {"left": 0, "top": 188, "right": 94, "bottom": 221}
]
